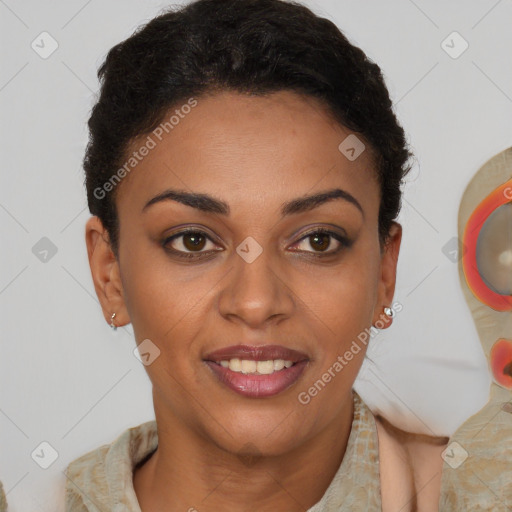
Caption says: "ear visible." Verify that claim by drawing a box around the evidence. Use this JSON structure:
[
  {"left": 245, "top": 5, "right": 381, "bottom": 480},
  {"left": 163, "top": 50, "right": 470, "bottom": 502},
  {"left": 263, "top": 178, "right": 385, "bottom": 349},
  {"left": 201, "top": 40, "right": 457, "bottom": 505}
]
[
  {"left": 85, "top": 216, "right": 130, "bottom": 328},
  {"left": 372, "top": 221, "right": 402, "bottom": 326}
]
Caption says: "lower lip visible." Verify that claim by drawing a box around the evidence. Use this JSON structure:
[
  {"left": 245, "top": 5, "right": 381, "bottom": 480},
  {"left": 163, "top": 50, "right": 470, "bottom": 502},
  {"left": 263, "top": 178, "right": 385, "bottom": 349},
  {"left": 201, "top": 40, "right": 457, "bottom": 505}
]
[{"left": 205, "top": 360, "right": 308, "bottom": 398}]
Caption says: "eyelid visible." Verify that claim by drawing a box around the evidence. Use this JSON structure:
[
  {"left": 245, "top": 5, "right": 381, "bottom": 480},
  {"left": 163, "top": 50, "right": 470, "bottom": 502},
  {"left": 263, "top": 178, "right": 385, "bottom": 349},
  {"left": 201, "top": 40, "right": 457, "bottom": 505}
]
[
  {"left": 161, "top": 228, "right": 222, "bottom": 257},
  {"left": 161, "top": 225, "right": 351, "bottom": 259},
  {"left": 162, "top": 226, "right": 220, "bottom": 244},
  {"left": 288, "top": 227, "right": 352, "bottom": 254},
  {"left": 294, "top": 225, "right": 350, "bottom": 241}
]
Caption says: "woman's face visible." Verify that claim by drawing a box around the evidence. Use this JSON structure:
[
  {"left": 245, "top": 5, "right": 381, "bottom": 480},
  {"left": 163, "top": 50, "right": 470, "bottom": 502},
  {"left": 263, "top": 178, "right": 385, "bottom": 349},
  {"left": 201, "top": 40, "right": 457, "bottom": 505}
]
[{"left": 87, "top": 90, "right": 401, "bottom": 457}]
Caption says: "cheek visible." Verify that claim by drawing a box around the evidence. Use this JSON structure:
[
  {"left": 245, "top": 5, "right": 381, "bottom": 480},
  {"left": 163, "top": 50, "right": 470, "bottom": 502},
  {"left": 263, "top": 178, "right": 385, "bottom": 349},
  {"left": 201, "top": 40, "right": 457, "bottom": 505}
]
[
  {"left": 119, "top": 245, "right": 208, "bottom": 357},
  {"left": 291, "top": 253, "right": 380, "bottom": 420},
  {"left": 122, "top": 262, "right": 211, "bottom": 400},
  {"left": 301, "top": 244, "right": 380, "bottom": 342}
]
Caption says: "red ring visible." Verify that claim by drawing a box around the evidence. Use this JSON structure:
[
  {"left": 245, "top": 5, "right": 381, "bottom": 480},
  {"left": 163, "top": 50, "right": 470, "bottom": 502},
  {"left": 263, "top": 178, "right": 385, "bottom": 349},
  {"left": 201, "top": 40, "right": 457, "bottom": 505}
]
[{"left": 462, "top": 178, "right": 512, "bottom": 311}]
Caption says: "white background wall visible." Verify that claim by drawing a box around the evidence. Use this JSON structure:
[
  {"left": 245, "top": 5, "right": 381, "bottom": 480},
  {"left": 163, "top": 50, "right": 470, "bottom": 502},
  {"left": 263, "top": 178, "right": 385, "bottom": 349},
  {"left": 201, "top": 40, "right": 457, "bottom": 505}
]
[{"left": 1, "top": 0, "right": 510, "bottom": 510}]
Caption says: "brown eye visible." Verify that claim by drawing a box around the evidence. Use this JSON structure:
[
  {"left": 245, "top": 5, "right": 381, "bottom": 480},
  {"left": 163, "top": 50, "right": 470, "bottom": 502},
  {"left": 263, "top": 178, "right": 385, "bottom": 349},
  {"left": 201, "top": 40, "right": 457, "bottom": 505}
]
[
  {"left": 182, "top": 232, "right": 207, "bottom": 251},
  {"left": 162, "top": 229, "right": 219, "bottom": 258},
  {"left": 291, "top": 228, "right": 351, "bottom": 255},
  {"left": 309, "top": 232, "right": 331, "bottom": 252}
]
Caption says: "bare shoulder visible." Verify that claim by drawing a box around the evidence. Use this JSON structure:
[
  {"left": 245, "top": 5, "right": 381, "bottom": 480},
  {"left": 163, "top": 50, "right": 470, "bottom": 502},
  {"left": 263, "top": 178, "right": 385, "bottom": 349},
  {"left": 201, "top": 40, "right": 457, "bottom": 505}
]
[{"left": 375, "top": 414, "right": 449, "bottom": 512}]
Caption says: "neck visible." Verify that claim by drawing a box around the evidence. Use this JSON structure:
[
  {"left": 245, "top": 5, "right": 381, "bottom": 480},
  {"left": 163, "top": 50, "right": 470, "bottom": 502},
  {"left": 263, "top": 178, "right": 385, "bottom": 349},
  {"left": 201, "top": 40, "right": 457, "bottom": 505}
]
[{"left": 133, "top": 393, "right": 354, "bottom": 512}]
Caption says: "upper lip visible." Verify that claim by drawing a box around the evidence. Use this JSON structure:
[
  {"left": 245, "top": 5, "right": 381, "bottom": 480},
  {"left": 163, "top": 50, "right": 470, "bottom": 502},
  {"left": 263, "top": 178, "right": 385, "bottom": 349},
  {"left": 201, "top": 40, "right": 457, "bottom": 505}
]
[{"left": 204, "top": 344, "right": 309, "bottom": 363}]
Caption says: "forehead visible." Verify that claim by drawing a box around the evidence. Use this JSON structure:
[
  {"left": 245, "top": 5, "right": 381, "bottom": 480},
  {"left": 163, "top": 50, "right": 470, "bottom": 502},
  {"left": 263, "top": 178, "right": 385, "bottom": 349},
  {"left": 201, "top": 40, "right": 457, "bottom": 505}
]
[{"left": 115, "top": 90, "right": 379, "bottom": 218}]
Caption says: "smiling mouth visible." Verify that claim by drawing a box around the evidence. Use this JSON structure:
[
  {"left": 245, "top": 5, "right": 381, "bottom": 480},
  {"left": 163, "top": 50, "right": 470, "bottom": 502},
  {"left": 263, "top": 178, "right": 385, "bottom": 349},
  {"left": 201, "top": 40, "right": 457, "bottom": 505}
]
[{"left": 203, "top": 344, "right": 309, "bottom": 397}]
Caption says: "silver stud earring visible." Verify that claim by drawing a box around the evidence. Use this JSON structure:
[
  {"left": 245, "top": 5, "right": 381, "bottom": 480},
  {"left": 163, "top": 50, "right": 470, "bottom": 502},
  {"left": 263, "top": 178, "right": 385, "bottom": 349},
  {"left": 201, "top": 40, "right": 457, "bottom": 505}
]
[
  {"left": 383, "top": 306, "right": 394, "bottom": 318},
  {"left": 110, "top": 312, "right": 117, "bottom": 330}
]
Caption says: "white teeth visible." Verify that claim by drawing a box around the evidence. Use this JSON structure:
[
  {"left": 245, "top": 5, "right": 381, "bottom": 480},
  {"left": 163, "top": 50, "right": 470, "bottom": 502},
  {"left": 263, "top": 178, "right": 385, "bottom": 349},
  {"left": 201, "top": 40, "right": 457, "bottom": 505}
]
[
  {"left": 218, "top": 358, "right": 295, "bottom": 375},
  {"left": 229, "top": 358, "right": 242, "bottom": 372},
  {"left": 241, "top": 360, "right": 257, "bottom": 374},
  {"left": 273, "top": 359, "right": 285, "bottom": 371},
  {"left": 256, "top": 360, "right": 275, "bottom": 375}
]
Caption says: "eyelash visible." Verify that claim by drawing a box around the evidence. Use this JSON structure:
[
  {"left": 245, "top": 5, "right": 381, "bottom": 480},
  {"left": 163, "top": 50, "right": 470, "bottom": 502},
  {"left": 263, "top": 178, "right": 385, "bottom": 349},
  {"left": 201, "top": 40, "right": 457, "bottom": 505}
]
[{"left": 162, "top": 227, "right": 351, "bottom": 260}]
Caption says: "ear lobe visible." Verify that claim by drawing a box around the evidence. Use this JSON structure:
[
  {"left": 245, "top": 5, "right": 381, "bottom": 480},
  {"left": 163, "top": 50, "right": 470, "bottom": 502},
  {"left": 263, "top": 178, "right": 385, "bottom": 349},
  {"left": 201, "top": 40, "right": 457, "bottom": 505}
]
[
  {"left": 85, "top": 216, "right": 130, "bottom": 328},
  {"left": 372, "top": 222, "right": 402, "bottom": 326}
]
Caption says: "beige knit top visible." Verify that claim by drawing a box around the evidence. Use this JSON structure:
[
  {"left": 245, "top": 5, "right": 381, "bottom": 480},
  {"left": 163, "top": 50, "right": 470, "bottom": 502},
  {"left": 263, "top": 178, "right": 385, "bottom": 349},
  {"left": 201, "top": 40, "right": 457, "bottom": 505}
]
[{"left": 64, "top": 390, "right": 382, "bottom": 512}]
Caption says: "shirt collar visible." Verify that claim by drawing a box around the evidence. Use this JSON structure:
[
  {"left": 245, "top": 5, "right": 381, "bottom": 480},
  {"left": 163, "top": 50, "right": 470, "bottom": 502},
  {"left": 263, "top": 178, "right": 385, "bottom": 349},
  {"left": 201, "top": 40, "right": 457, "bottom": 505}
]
[{"left": 65, "top": 390, "right": 380, "bottom": 511}]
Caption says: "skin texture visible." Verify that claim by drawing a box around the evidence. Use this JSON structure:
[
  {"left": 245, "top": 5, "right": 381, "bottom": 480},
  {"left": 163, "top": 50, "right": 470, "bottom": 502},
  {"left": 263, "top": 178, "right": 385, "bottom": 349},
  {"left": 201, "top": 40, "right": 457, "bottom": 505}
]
[{"left": 85, "top": 90, "right": 402, "bottom": 511}]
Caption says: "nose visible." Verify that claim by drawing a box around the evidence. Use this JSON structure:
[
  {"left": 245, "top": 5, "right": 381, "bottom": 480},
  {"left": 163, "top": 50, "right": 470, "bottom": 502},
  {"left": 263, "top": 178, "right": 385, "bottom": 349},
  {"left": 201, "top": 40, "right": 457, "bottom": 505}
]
[{"left": 217, "top": 241, "right": 295, "bottom": 329}]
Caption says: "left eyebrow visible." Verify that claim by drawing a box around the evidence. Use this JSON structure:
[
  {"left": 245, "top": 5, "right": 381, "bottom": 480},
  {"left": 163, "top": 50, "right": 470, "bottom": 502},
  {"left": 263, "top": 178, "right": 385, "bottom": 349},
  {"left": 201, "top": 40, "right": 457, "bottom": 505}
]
[
  {"left": 280, "top": 188, "right": 364, "bottom": 218},
  {"left": 142, "top": 189, "right": 230, "bottom": 215},
  {"left": 142, "top": 187, "right": 364, "bottom": 218}
]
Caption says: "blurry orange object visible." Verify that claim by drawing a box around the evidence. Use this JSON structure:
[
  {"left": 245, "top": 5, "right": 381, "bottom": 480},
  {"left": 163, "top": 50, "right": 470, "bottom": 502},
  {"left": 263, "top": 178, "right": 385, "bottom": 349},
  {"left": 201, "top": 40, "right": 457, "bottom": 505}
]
[
  {"left": 490, "top": 338, "right": 512, "bottom": 389},
  {"left": 462, "top": 179, "right": 512, "bottom": 311}
]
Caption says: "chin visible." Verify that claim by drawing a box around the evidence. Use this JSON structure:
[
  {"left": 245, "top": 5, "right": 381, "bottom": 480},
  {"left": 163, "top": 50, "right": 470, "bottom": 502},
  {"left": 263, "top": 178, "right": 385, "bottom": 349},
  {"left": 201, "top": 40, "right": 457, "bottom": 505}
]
[{"left": 206, "top": 411, "right": 311, "bottom": 458}]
